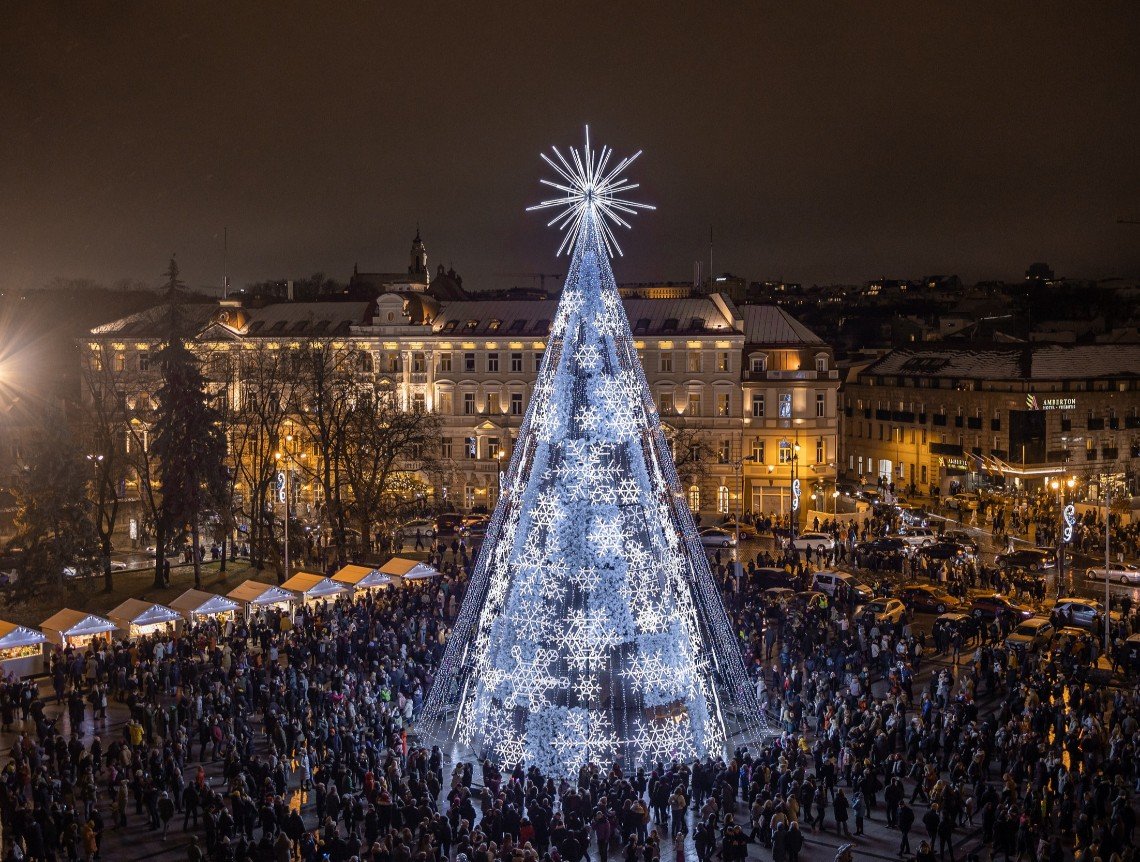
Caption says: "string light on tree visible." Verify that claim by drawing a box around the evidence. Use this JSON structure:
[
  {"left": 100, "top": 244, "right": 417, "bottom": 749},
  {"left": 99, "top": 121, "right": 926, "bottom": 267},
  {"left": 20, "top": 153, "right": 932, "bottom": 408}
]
[{"left": 421, "top": 128, "right": 769, "bottom": 778}]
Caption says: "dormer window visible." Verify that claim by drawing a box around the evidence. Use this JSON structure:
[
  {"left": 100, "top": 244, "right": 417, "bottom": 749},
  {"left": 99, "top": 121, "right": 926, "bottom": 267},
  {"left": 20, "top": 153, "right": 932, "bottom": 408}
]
[
  {"left": 750, "top": 355, "right": 767, "bottom": 373},
  {"left": 815, "top": 354, "right": 828, "bottom": 373}
]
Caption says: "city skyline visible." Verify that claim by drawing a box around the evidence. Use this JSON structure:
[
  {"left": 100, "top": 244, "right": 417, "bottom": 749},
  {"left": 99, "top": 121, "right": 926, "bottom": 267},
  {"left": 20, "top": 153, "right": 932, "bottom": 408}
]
[{"left": 1, "top": 2, "right": 1137, "bottom": 295}]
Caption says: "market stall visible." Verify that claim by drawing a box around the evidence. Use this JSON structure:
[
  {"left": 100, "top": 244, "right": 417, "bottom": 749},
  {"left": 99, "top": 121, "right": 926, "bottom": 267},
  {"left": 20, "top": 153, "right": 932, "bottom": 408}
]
[
  {"left": 169, "top": 589, "right": 241, "bottom": 624},
  {"left": 331, "top": 564, "right": 393, "bottom": 595},
  {"left": 281, "top": 572, "right": 351, "bottom": 607},
  {"left": 226, "top": 580, "right": 297, "bottom": 615},
  {"left": 377, "top": 557, "right": 441, "bottom": 585},
  {"left": 0, "top": 621, "right": 47, "bottom": 678},
  {"left": 40, "top": 610, "right": 116, "bottom": 650},
  {"left": 107, "top": 600, "right": 181, "bottom": 639}
]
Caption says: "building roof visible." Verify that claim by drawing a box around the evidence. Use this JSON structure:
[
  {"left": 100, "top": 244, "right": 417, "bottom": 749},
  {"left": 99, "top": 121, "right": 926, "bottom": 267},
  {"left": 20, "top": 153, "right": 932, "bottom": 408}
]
[
  {"left": 0, "top": 621, "right": 46, "bottom": 650},
  {"left": 91, "top": 301, "right": 373, "bottom": 339},
  {"left": 377, "top": 557, "right": 440, "bottom": 580},
  {"left": 227, "top": 580, "right": 296, "bottom": 606},
  {"left": 107, "top": 599, "right": 181, "bottom": 628},
  {"left": 431, "top": 297, "right": 737, "bottom": 337},
  {"left": 169, "top": 589, "right": 241, "bottom": 617},
  {"left": 740, "top": 305, "right": 825, "bottom": 346},
  {"left": 863, "top": 344, "right": 1140, "bottom": 380},
  {"left": 332, "top": 564, "right": 393, "bottom": 589},
  {"left": 280, "top": 572, "right": 349, "bottom": 597},
  {"left": 40, "top": 609, "right": 116, "bottom": 636}
]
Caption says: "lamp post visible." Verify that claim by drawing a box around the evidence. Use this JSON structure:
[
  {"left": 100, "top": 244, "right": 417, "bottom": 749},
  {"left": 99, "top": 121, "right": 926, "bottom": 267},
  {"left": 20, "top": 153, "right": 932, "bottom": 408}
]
[
  {"left": 1050, "top": 476, "right": 1077, "bottom": 597},
  {"left": 1105, "top": 483, "right": 1112, "bottom": 656},
  {"left": 791, "top": 442, "right": 801, "bottom": 539},
  {"left": 496, "top": 449, "right": 505, "bottom": 502},
  {"left": 275, "top": 435, "right": 306, "bottom": 581}
]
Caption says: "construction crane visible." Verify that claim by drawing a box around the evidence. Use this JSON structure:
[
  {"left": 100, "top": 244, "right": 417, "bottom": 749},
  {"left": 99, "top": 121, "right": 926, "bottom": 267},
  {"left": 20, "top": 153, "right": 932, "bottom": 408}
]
[{"left": 493, "top": 272, "right": 563, "bottom": 292}]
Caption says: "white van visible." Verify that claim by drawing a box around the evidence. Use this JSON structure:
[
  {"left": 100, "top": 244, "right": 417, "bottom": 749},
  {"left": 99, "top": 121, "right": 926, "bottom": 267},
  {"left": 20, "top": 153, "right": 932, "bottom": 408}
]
[{"left": 812, "top": 571, "right": 874, "bottom": 602}]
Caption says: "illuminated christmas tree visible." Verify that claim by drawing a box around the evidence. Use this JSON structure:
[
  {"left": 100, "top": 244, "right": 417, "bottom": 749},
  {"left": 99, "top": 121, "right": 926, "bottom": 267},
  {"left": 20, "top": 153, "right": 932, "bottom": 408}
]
[{"left": 421, "top": 129, "right": 768, "bottom": 776}]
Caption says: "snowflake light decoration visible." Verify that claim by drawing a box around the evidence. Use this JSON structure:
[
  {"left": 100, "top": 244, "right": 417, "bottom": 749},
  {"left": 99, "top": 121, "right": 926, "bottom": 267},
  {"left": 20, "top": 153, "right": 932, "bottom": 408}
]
[
  {"left": 420, "top": 129, "right": 770, "bottom": 779},
  {"left": 526, "top": 125, "right": 656, "bottom": 257}
]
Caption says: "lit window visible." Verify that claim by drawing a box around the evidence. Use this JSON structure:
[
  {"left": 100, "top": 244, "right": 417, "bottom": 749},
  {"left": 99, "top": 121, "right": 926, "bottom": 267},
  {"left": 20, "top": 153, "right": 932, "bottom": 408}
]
[
  {"left": 816, "top": 437, "right": 824, "bottom": 463},
  {"left": 779, "top": 392, "right": 792, "bottom": 419},
  {"left": 718, "top": 352, "right": 730, "bottom": 372},
  {"left": 687, "top": 485, "right": 700, "bottom": 511},
  {"left": 687, "top": 353, "right": 701, "bottom": 373},
  {"left": 688, "top": 393, "right": 702, "bottom": 416},
  {"left": 815, "top": 355, "right": 828, "bottom": 373},
  {"left": 659, "top": 392, "right": 675, "bottom": 415},
  {"left": 660, "top": 353, "right": 673, "bottom": 373},
  {"left": 717, "top": 393, "right": 730, "bottom": 416},
  {"left": 751, "top": 439, "right": 764, "bottom": 462},
  {"left": 439, "top": 353, "right": 452, "bottom": 372}
]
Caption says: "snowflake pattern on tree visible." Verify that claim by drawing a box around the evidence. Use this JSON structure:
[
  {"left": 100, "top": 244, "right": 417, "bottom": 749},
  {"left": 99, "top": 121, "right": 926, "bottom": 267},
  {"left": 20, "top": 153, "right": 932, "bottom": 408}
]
[{"left": 421, "top": 131, "right": 768, "bottom": 778}]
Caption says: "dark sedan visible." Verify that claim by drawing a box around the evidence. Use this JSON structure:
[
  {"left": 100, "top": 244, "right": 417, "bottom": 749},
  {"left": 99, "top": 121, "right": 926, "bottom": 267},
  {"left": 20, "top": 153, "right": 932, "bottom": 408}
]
[
  {"left": 917, "top": 541, "right": 971, "bottom": 563},
  {"left": 857, "top": 537, "right": 909, "bottom": 555},
  {"left": 933, "top": 612, "right": 980, "bottom": 643},
  {"left": 969, "top": 594, "right": 1035, "bottom": 621},
  {"left": 942, "top": 530, "right": 979, "bottom": 553},
  {"left": 896, "top": 584, "right": 963, "bottom": 614},
  {"left": 996, "top": 548, "right": 1056, "bottom": 572}
]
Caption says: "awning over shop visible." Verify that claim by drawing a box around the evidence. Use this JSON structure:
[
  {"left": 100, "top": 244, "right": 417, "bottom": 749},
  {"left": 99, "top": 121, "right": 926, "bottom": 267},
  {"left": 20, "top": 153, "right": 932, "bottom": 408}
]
[
  {"left": 0, "top": 621, "right": 47, "bottom": 650},
  {"left": 280, "top": 572, "right": 350, "bottom": 600},
  {"left": 40, "top": 609, "right": 117, "bottom": 642},
  {"left": 377, "top": 557, "right": 441, "bottom": 582},
  {"left": 169, "top": 589, "right": 241, "bottom": 619},
  {"left": 226, "top": 581, "right": 297, "bottom": 607},
  {"left": 107, "top": 599, "right": 181, "bottom": 632},
  {"left": 332, "top": 565, "right": 393, "bottom": 590}
]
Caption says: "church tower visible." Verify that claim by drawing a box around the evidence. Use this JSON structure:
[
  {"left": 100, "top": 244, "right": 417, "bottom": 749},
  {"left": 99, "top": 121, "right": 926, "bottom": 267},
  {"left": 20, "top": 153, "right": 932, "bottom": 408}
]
[{"left": 409, "top": 228, "right": 428, "bottom": 282}]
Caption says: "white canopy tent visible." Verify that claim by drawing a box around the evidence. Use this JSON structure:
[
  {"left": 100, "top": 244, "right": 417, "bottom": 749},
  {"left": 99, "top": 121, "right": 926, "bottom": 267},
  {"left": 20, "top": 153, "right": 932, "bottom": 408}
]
[
  {"left": 227, "top": 581, "right": 297, "bottom": 612},
  {"left": 281, "top": 572, "right": 351, "bottom": 605},
  {"left": 107, "top": 600, "right": 182, "bottom": 638},
  {"left": 377, "top": 557, "right": 441, "bottom": 584},
  {"left": 169, "top": 589, "right": 241, "bottom": 622},
  {"left": 0, "top": 621, "right": 46, "bottom": 677},
  {"left": 332, "top": 564, "right": 393, "bottom": 592},
  {"left": 40, "top": 609, "right": 117, "bottom": 648}
]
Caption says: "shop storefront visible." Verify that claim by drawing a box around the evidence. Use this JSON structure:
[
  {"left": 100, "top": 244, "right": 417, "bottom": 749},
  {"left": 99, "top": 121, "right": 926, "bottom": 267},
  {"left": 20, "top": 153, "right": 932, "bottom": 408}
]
[
  {"left": 0, "top": 621, "right": 47, "bottom": 678},
  {"left": 377, "top": 557, "right": 441, "bottom": 585},
  {"left": 226, "top": 581, "right": 297, "bottom": 615},
  {"left": 169, "top": 589, "right": 241, "bottom": 624},
  {"left": 331, "top": 564, "right": 393, "bottom": 595},
  {"left": 280, "top": 573, "right": 351, "bottom": 607},
  {"left": 40, "top": 610, "right": 116, "bottom": 650},
  {"left": 107, "top": 600, "right": 181, "bottom": 639}
]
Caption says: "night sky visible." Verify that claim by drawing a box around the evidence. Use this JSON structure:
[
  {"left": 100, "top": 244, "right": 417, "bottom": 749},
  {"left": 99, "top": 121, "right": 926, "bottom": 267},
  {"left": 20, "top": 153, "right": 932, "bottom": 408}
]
[{"left": 1, "top": 2, "right": 1137, "bottom": 294}]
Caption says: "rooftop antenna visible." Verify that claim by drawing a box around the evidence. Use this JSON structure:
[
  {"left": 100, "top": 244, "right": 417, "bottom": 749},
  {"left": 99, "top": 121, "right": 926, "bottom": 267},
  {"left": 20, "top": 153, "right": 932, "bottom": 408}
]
[{"left": 223, "top": 227, "right": 229, "bottom": 299}]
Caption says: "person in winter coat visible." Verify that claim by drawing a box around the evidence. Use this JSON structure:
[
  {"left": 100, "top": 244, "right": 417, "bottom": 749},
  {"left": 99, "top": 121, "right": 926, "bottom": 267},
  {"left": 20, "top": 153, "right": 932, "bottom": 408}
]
[
  {"left": 772, "top": 821, "right": 788, "bottom": 862},
  {"left": 785, "top": 822, "right": 804, "bottom": 862},
  {"left": 899, "top": 800, "right": 916, "bottom": 856},
  {"left": 158, "top": 791, "right": 175, "bottom": 840},
  {"left": 852, "top": 791, "right": 866, "bottom": 836},
  {"left": 833, "top": 789, "right": 851, "bottom": 837}
]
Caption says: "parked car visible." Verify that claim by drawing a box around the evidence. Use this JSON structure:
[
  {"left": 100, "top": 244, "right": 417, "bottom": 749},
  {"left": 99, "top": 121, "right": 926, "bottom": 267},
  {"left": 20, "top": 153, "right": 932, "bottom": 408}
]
[
  {"left": 719, "top": 519, "right": 759, "bottom": 539},
  {"left": 812, "top": 571, "right": 875, "bottom": 602},
  {"left": 1005, "top": 617, "right": 1056, "bottom": 653},
  {"left": 435, "top": 513, "right": 465, "bottom": 537},
  {"left": 969, "top": 594, "right": 1034, "bottom": 621},
  {"left": 1051, "top": 627, "right": 1098, "bottom": 664},
  {"left": 754, "top": 567, "right": 800, "bottom": 590},
  {"left": 761, "top": 587, "right": 796, "bottom": 605},
  {"left": 698, "top": 527, "right": 737, "bottom": 548},
  {"left": 791, "top": 531, "right": 836, "bottom": 553},
  {"left": 895, "top": 584, "right": 962, "bottom": 614},
  {"left": 942, "top": 530, "right": 979, "bottom": 553},
  {"left": 896, "top": 527, "right": 938, "bottom": 548},
  {"left": 933, "top": 612, "right": 980, "bottom": 643},
  {"left": 857, "top": 537, "right": 909, "bottom": 555},
  {"left": 400, "top": 519, "right": 436, "bottom": 541},
  {"left": 1051, "top": 597, "right": 1116, "bottom": 632},
  {"left": 949, "top": 492, "right": 980, "bottom": 511},
  {"left": 460, "top": 516, "right": 490, "bottom": 539},
  {"left": 1086, "top": 563, "right": 1140, "bottom": 585},
  {"left": 897, "top": 506, "right": 930, "bottom": 527},
  {"left": 859, "top": 598, "right": 907, "bottom": 626},
  {"left": 996, "top": 548, "right": 1056, "bottom": 572},
  {"left": 917, "top": 541, "right": 972, "bottom": 563}
]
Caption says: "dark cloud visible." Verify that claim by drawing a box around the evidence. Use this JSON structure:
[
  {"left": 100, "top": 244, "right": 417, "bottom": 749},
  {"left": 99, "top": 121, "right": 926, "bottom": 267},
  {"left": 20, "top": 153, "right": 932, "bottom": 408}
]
[{"left": 0, "top": 1, "right": 1136, "bottom": 294}]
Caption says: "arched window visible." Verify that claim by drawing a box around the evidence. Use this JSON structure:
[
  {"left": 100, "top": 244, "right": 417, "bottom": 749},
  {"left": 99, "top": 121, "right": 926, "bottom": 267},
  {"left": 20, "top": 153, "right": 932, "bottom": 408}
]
[
  {"left": 687, "top": 485, "right": 700, "bottom": 512},
  {"left": 717, "top": 485, "right": 729, "bottom": 514}
]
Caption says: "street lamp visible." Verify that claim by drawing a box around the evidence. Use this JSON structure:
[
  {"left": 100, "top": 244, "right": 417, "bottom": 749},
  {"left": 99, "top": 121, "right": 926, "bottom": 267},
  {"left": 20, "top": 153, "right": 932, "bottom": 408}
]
[
  {"left": 496, "top": 449, "right": 505, "bottom": 502},
  {"left": 791, "top": 442, "right": 801, "bottom": 539},
  {"left": 275, "top": 435, "right": 307, "bottom": 580},
  {"left": 1050, "top": 476, "right": 1077, "bottom": 597}
]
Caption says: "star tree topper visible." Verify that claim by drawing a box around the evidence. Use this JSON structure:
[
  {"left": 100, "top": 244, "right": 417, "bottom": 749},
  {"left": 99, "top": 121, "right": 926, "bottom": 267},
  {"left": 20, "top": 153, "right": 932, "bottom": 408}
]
[{"left": 526, "top": 125, "right": 656, "bottom": 257}]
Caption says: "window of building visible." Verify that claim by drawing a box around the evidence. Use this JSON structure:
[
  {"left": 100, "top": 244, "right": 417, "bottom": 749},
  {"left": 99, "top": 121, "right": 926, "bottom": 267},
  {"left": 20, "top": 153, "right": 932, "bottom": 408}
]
[
  {"left": 510, "top": 352, "right": 523, "bottom": 372},
  {"left": 687, "top": 485, "right": 700, "bottom": 511},
  {"left": 387, "top": 354, "right": 399, "bottom": 372},
  {"left": 751, "top": 439, "right": 764, "bottom": 462},
  {"left": 438, "top": 392, "right": 453, "bottom": 415},
  {"left": 138, "top": 351, "right": 150, "bottom": 372},
  {"left": 463, "top": 393, "right": 476, "bottom": 415},
  {"left": 815, "top": 355, "right": 828, "bottom": 373},
  {"left": 660, "top": 352, "right": 673, "bottom": 372},
  {"left": 486, "top": 392, "right": 500, "bottom": 414},
  {"left": 412, "top": 353, "right": 425, "bottom": 373},
  {"left": 687, "top": 353, "right": 701, "bottom": 373},
  {"left": 464, "top": 320, "right": 478, "bottom": 331},
  {"left": 464, "top": 353, "right": 476, "bottom": 372},
  {"left": 488, "top": 437, "right": 502, "bottom": 459},
  {"left": 717, "top": 486, "right": 730, "bottom": 514},
  {"left": 815, "top": 392, "right": 825, "bottom": 417},
  {"left": 921, "top": 429, "right": 927, "bottom": 444},
  {"left": 465, "top": 437, "right": 477, "bottom": 459},
  {"left": 718, "top": 440, "right": 731, "bottom": 464},
  {"left": 115, "top": 353, "right": 126, "bottom": 372},
  {"left": 412, "top": 393, "right": 425, "bottom": 412},
  {"left": 357, "top": 352, "right": 373, "bottom": 373},
  {"left": 920, "top": 464, "right": 927, "bottom": 483},
  {"left": 751, "top": 355, "right": 767, "bottom": 373},
  {"left": 439, "top": 353, "right": 452, "bottom": 372},
  {"left": 488, "top": 319, "right": 501, "bottom": 332},
  {"left": 717, "top": 393, "right": 730, "bottom": 417},
  {"left": 779, "top": 392, "right": 792, "bottom": 419},
  {"left": 510, "top": 392, "right": 524, "bottom": 415},
  {"left": 778, "top": 440, "right": 794, "bottom": 464},
  {"left": 441, "top": 439, "right": 453, "bottom": 459},
  {"left": 688, "top": 393, "right": 702, "bottom": 416},
  {"left": 487, "top": 353, "right": 499, "bottom": 372},
  {"left": 718, "top": 352, "right": 730, "bottom": 372},
  {"left": 659, "top": 392, "right": 675, "bottom": 414},
  {"left": 534, "top": 352, "right": 544, "bottom": 371},
  {"left": 816, "top": 437, "right": 824, "bottom": 463}
]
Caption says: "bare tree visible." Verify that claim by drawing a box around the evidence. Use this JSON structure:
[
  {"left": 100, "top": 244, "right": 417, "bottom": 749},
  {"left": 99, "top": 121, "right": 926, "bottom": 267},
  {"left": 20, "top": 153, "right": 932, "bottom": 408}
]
[
  {"left": 340, "top": 385, "right": 440, "bottom": 555},
  {"left": 662, "top": 421, "right": 716, "bottom": 489},
  {"left": 78, "top": 357, "right": 132, "bottom": 592}
]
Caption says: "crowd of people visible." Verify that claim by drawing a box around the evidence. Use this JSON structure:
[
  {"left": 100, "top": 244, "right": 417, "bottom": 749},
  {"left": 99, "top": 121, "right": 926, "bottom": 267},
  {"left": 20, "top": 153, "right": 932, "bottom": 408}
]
[{"left": 0, "top": 516, "right": 1135, "bottom": 862}]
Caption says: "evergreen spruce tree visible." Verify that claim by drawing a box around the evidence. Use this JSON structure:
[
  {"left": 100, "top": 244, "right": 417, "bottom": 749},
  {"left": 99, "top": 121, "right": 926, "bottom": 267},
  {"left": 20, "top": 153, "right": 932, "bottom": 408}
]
[{"left": 151, "top": 264, "right": 226, "bottom": 589}]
